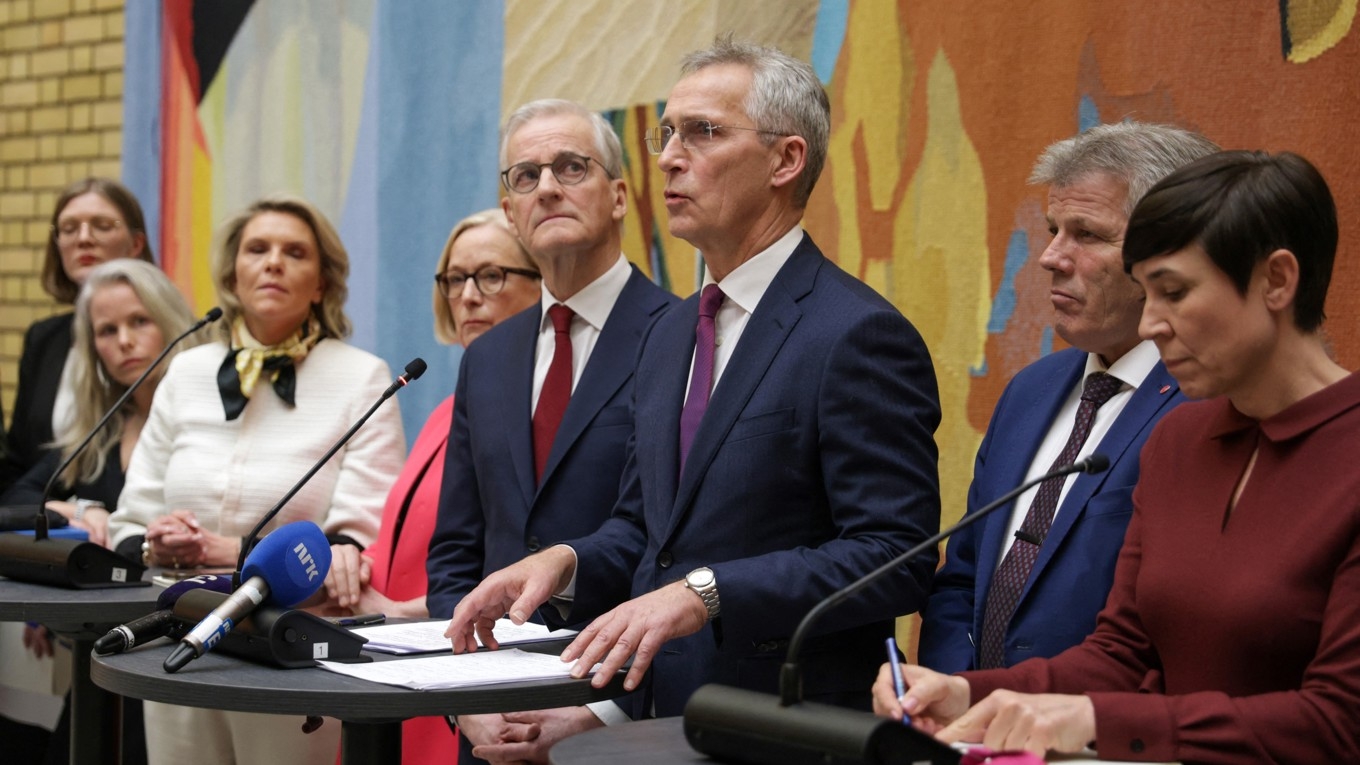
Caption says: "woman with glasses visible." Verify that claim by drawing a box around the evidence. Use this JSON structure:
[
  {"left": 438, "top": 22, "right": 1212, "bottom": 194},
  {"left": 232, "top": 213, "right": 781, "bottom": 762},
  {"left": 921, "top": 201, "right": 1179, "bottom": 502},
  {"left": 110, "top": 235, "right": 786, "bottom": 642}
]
[
  {"left": 0, "top": 178, "right": 155, "bottom": 494},
  {"left": 317, "top": 208, "right": 539, "bottom": 765}
]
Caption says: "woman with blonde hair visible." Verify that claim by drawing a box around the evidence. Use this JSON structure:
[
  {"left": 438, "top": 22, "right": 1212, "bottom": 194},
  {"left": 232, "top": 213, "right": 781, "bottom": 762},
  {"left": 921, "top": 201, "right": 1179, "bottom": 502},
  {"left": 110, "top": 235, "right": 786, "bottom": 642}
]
[
  {"left": 322, "top": 208, "right": 541, "bottom": 765},
  {"left": 1, "top": 258, "right": 199, "bottom": 765},
  {"left": 2, "top": 259, "right": 201, "bottom": 544},
  {"left": 109, "top": 195, "right": 405, "bottom": 765}
]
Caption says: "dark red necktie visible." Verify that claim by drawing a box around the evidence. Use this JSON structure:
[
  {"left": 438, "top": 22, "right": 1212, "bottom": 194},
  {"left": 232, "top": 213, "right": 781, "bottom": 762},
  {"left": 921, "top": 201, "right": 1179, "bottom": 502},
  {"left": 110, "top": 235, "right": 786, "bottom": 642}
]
[
  {"left": 679, "top": 284, "right": 724, "bottom": 474},
  {"left": 978, "top": 371, "right": 1123, "bottom": 668},
  {"left": 532, "top": 304, "right": 575, "bottom": 484}
]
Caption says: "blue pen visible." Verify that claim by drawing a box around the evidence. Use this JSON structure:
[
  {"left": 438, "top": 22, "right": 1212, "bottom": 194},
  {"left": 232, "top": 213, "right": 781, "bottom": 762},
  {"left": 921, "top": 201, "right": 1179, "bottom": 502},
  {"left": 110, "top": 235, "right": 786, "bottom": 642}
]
[{"left": 885, "top": 636, "right": 911, "bottom": 724}]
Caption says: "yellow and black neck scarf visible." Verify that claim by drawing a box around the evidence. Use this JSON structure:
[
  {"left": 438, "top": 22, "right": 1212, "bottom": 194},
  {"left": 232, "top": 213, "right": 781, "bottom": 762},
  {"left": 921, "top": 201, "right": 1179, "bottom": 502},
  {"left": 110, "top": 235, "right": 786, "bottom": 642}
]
[{"left": 216, "top": 315, "right": 323, "bottom": 421}]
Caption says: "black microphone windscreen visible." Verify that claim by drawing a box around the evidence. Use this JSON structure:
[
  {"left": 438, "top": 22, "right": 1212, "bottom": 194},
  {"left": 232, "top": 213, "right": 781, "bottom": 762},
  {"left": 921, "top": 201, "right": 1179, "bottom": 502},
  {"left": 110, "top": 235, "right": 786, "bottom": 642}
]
[
  {"left": 404, "top": 358, "right": 427, "bottom": 381},
  {"left": 1082, "top": 453, "right": 1111, "bottom": 474},
  {"left": 204, "top": 306, "right": 224, "bottom": 322}
]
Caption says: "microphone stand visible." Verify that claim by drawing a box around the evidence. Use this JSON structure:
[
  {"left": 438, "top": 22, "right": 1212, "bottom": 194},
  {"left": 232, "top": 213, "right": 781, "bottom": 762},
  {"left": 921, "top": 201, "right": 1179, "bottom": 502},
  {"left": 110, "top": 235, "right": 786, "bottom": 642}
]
[
  {"left": 683, "top": 455, "right": 1110, "bottom": 765},
  {"left": 0, "top": 308, "right": 222, "bottom": 588},
  {"left": 231, "top": 358, "right": 427, "bottom": 586}
]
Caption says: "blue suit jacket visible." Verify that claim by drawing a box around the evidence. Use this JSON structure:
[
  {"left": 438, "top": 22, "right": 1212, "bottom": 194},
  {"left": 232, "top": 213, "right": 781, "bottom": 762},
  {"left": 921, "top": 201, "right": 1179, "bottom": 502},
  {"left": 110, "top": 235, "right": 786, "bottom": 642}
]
[
  {"left": 918, "top": 347, "right": 1184, "bottom": 672},
  {"left": 425, "top": 267, "right": 676, "bottom": 619},
  {"left": 560, "top": 234, "right": 943, "bottom": 716}
]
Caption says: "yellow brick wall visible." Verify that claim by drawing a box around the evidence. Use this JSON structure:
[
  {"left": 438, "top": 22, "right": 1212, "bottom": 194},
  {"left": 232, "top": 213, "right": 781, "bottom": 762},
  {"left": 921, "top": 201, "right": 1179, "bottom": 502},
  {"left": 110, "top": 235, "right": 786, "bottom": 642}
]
[{"left": 0, "top": 0, "right": 124, "bottom": 430}]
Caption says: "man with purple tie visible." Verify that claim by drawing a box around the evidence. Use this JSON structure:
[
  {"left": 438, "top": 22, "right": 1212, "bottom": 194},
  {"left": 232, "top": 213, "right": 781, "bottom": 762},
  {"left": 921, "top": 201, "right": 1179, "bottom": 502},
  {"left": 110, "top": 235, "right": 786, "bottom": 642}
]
[
  {"left": 446, "top": 38, "right": 942, "bottom": 729},
  {"left": 918, "top": 122, "right": 1217, "bottom": 673}
]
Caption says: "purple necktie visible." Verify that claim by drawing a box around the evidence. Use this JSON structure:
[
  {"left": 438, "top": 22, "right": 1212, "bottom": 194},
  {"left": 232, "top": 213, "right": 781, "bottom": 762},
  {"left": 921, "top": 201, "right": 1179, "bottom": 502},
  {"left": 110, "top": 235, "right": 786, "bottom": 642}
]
[
  {"left": 978, "top": 371, "right": 1123, "bottom": 669},
  {"left": 678, "top": 284, "right": 725, "bottom": 474}
]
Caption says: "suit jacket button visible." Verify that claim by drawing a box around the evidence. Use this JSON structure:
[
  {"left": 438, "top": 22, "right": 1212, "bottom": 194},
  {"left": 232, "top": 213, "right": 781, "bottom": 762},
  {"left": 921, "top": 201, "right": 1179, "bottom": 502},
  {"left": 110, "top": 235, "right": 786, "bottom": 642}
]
[
  {"left": 526, "top": 536, "right": 541, "bottom": 552},
  {"left": 1130, "top": 739, "right": 1145, "bottom": 754},
  {"left": 657, "top": 552, "right": 673, "bottom": 568}
]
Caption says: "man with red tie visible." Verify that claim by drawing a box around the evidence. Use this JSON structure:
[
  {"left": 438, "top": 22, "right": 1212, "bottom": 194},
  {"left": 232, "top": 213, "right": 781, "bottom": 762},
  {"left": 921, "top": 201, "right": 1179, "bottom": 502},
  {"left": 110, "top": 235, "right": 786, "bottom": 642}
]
[{"left": 424, "top": 98, "right": 676, "bottom": 762}]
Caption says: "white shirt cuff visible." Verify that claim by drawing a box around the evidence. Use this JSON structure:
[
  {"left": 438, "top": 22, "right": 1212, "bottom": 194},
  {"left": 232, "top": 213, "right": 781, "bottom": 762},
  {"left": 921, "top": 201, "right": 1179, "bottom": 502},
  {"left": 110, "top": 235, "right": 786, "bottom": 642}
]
[{"left": 586, "top": 699, "right": 631, "bottom": 726}]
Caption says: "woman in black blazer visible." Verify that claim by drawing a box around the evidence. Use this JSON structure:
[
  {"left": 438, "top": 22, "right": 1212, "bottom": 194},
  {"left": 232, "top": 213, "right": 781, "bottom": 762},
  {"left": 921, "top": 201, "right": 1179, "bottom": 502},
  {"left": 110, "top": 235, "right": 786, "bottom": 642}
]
[{"left": 0, "top": 177, "right": 154, "bottom": 493}]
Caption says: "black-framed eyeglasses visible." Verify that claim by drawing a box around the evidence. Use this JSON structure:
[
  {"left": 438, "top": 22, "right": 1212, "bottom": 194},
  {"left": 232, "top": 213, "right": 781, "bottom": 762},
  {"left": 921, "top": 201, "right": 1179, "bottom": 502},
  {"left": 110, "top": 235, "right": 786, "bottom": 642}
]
[
  {"left": 501, "top": 152, "right": 608, "bottom": 194},
  {"left": 53, "top": 216, "right": 123, "bottom": 242},
  {"left": 435, "top": 265, "right": 541, "bottom": 297},
  {"left": 644, "top": 120, "right": 793, "bottom": 155}
]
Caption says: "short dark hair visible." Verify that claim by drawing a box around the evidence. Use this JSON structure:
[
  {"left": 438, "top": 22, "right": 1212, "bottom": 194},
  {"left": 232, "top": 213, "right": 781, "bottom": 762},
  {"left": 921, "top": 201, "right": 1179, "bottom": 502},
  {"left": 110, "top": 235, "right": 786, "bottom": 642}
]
[
  {"left": 43, "top": 177, "right": 155, "bottom": 303},
  {"left": 1123, "top": 151, "right": 1337, "bottom": 332}
]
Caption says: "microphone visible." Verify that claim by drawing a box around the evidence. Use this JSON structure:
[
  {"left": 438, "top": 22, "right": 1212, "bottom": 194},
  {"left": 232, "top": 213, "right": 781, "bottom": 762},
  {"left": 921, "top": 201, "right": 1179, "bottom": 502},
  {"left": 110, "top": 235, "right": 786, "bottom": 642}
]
[
  {"left": 682, "top": 454, "right": 1111, "bottom": 765},
  {"left": 94, "top": 574, "right": 234, "bottom": 654},
  {"left": 230, "top": 357, "right": 426, "bottom": 584},
  {"left": 163, "top": 521, "right": 330, "bottom": 673},
  {"left": 0, "top": 307, "right": 222, "bottom": 588},
  {"left": 161, "top": 357, "right": 423, "bottom": 672}
]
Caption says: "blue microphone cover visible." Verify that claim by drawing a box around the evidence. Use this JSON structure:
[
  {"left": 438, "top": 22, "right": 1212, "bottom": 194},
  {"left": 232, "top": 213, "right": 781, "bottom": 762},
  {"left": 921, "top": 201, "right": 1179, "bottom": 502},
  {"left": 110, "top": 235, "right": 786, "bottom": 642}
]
[
  {"left": 155, "top": 574, "right": 235, "bottom": 609},
  {"left": 240, "top": 521, "right": 331, "bottom": 607}
]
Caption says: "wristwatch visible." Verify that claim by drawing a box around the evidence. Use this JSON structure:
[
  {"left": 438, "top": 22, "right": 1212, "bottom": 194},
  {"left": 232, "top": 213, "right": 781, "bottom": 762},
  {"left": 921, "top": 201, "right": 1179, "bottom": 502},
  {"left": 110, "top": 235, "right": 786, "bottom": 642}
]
[
  {"left": 684, "top": 566, "right": 721, "bottom": 621},
  {"left": 73, "top": 498, "right": 104, "bottom": 521}
]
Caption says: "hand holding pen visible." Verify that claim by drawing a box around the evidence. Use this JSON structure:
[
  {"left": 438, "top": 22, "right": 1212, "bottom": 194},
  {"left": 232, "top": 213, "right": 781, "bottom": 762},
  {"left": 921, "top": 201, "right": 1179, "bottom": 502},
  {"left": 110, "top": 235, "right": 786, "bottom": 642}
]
[{"left": 886, "top": 637, "right": 912, "bottom": 723}]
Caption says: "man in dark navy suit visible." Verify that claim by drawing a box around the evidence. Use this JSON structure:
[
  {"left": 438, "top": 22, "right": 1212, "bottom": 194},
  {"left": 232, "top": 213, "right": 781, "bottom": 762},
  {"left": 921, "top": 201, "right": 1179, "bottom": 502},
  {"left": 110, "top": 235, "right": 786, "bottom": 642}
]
[
  {"left": 447, "top": 38, "right": 942, "bottom": 732},
  {"left": 425, "top": 98, "right": 676, "bottom": 761},
  {"left": 918, "top": 123, "right": 1217, "bottom": 673}
]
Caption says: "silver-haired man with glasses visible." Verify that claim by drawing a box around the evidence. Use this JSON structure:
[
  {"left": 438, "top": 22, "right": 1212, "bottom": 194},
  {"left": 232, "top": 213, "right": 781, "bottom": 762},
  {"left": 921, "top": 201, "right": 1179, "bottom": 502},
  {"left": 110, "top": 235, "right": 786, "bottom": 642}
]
[
  {"left": 448, "top": 36, "right": 942, "bottom": 733},
  {"left": 426, "top": 97, "right": 676, "bottom": 764}
]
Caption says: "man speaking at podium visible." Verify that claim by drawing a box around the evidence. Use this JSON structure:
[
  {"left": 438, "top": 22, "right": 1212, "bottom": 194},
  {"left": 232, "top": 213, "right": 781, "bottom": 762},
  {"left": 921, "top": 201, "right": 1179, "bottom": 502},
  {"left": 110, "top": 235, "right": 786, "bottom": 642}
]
[{"left": 446, "top": 35, "right": 942, "bottom": 752}]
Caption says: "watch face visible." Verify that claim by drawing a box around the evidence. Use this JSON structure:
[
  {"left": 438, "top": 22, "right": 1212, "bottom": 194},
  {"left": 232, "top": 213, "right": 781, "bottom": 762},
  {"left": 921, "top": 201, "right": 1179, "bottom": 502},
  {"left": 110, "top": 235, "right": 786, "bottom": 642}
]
[{"left": 688, "top": 568, "right": 714, "bottom": 588}]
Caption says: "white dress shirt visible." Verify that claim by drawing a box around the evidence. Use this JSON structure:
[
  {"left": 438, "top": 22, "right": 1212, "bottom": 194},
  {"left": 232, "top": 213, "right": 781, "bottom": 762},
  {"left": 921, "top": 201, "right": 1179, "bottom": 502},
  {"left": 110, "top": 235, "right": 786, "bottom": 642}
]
[
  {"left": 683, "top": 225, "right": 804, "bottom": 403},
  {"left": 531, "top": 253, "right": 633, "bottom": 413},
  {"left": 995, "top": 340, "right": 1162, "bottom": 563}
]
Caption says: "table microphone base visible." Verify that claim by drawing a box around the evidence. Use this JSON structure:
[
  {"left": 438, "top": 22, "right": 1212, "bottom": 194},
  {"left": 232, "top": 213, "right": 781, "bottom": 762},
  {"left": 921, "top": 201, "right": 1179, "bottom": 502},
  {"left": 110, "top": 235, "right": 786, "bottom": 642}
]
[
  {"left": 683, "top": 684, "right": 960, "bottom": 765},
  {"left": 171, "top": 589, "right": 369, "bottom": 668},
  {"left": 0, "top": 534, "right": 150, "bottom": 588}
]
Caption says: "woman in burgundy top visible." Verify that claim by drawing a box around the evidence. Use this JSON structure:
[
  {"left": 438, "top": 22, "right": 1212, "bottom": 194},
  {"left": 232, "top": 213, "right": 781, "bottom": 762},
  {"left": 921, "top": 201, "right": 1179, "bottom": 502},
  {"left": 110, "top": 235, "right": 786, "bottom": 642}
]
[{"left": 875, "top": 151, "right": 1360, "bottom": 764}]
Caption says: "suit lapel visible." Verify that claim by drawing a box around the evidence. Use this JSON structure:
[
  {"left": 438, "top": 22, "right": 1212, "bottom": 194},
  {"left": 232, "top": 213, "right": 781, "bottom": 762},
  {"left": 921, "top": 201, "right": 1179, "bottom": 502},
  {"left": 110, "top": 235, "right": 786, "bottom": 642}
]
[
  {"left": 499, "top": 308, "right": 540, "bottom": 507},
  {"left": 650, "top": 298, "right": 698, "bottom": 509},
  {"left": 665, "top": 240, "right": 817, "bottom": 540},
  {"left": 1028, "top": 361, "right": 1181, "bottom": 580},
  {"left": 973, "top": 352, "right": 1085, "bottom": 614}
]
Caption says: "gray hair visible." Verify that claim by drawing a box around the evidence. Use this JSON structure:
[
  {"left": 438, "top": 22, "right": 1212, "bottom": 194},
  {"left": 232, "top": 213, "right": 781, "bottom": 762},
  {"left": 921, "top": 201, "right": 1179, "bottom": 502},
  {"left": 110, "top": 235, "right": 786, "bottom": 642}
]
[
  {"left": 1029, "top": 122, "right": 1220, "bottom": 216},
  {"left": 500, "top": 99, "right": 624, "bottom": 179},
  {"left": 681, "top": 37, "right": 830, "bottom": 208}
]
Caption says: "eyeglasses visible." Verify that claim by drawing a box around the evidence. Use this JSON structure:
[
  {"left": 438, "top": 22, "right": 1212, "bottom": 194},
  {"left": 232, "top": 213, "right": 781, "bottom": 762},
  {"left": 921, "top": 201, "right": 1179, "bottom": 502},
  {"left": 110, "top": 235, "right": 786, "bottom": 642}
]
[
  {"left": 53, "top": 216, "right": 123, "bottom": 242},
  {"left": 644, "top": 120, "right": 792, "bottom": 155},
  {"left": 435, "top": 265, "right": 541, "bottom": 297},
  {"left": 501, "top": 152, "right": 608, "bottom": 194}
]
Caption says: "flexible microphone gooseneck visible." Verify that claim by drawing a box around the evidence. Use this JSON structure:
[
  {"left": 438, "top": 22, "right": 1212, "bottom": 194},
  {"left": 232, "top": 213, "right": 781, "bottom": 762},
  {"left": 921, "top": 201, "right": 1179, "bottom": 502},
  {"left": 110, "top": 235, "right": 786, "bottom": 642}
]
[
  {"left": 229, "top": 357, "right": 426, "bottom": 586},
  {"left": 0, "top": 307, "right": 222, "bottom": 589},
  {"left": 683, "top": 454, "right": 1111, "bottom": 765}
]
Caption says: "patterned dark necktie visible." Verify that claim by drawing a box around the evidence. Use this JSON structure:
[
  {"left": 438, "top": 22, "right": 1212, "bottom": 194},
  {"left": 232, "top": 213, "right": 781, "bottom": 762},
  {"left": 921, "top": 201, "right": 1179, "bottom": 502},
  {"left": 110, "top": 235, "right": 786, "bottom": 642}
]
[
  {"left": 678, "top": 284, "right": 725, "bottom": 474},
  {"left": 532, "top": 304, "right": 574, "bottom": 484},
  {"left": 978, "top": 371, "right": 1123, "bottom": 668}
]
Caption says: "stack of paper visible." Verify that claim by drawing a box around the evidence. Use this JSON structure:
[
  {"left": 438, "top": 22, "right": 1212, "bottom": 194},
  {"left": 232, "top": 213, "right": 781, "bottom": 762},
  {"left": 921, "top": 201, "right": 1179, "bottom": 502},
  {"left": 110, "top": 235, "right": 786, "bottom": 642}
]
[
  {"left": 318, "top": 648, "right": 589, "bottom": 690},
  {"left": 350, "top": 618, "right": 577, "bottom": 655}
]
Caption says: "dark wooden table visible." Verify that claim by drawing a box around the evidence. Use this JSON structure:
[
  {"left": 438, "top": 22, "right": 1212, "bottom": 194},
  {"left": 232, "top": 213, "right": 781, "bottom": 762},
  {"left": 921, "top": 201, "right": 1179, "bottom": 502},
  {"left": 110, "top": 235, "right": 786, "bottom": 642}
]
[
  {"left": 92, "top": 638, "right": 627, "bottom": 764},
  {"left": 0, "top": 575, "right": 163, "bottom": 765}
]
